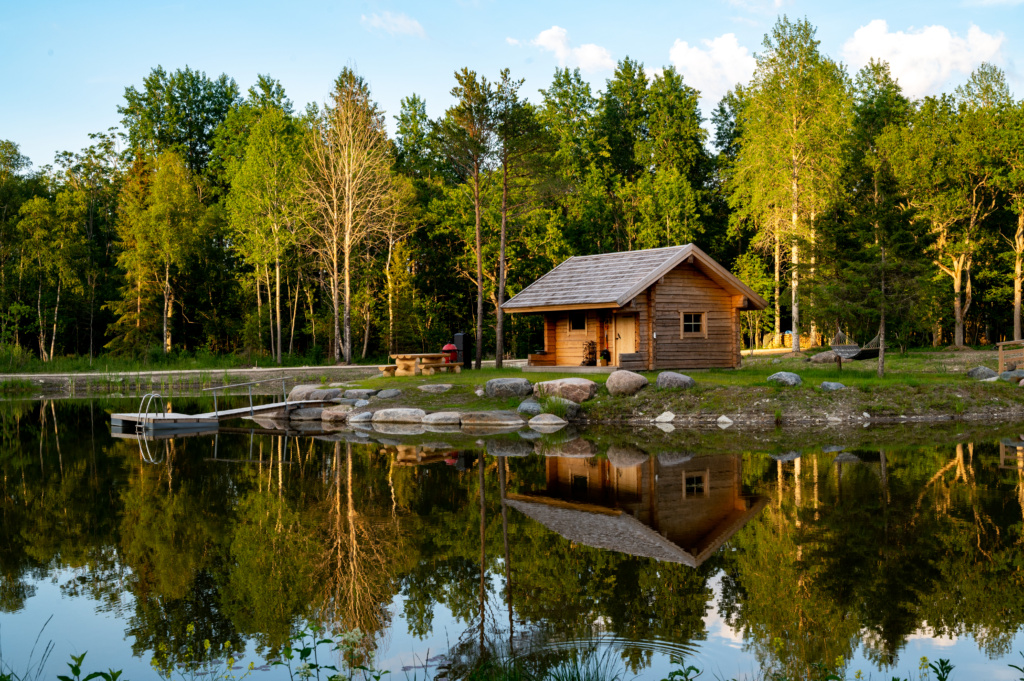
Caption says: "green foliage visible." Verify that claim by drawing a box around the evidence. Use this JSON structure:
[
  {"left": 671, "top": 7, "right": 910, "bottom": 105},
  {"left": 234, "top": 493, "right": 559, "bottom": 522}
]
[{"left": 57, "top": 653, "right": 122, "bottom": 681}]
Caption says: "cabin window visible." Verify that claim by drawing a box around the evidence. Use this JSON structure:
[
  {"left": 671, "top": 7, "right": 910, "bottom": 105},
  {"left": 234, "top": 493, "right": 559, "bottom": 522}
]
[
  {"left": 568, "top": 312, "right": 587, "bottom": 332},
  {"left": 683, "top": 471, "right": 707, "bottom": 498},
  {"left": 680, "top": 312, "right": 707, "bottom": 339},
  {"left": 571, "top": 474, "right": 588, "bottom": 499}
]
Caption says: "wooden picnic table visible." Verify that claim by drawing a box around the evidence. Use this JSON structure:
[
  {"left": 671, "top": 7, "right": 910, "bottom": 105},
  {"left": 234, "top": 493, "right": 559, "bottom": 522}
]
[{"left": 390, "top": 352, "right": 461, "bottom": 377}]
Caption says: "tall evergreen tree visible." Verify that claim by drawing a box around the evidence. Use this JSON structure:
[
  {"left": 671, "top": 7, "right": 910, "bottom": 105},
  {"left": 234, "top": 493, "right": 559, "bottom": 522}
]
[{"left": 436, "top": 69, "right": 494, "bottom": 369}]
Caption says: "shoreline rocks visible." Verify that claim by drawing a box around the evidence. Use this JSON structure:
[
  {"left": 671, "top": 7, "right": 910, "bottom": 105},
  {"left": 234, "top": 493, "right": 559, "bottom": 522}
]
[
  {"left": 485, "top": 377, "right": 533, "bottom": 398},
  {"left": 371, "top": 408, "right": 427, "bottom": 423},
  {"left": 967, "top": 366, "right": 997, "bottom": 380},
  {"left": 534, "top": 377, "right": 597, "bottom": 403},
  {"left": 767, "top": 371, "right": 802, "bottom": 387},
  {"left": 606, "top": 370, "right": 648, "bottom": 396},
  {"left": 656, "top": 372, "right": 695, "bottom": 389}
]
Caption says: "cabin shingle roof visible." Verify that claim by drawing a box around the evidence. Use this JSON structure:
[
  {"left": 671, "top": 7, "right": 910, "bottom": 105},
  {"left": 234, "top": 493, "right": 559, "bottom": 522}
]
[
  {"left": 502, "top": 243, "right": 767, "bottom": 311},
  {"left": 505, "top": 498, "right": 695, "bottom": 566}
]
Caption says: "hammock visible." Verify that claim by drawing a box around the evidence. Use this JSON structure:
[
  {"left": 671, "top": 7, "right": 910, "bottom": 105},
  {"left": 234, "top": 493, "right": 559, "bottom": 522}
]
[{"left": 829, "top": 330, "right": 881, "bottom": 360}]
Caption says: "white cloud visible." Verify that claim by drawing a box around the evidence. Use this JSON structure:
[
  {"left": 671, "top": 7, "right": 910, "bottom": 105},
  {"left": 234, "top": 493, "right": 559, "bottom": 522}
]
[
  {"left": 965, "top": 0, "right": 1024, "bottom": 5},
  {"left": 360, "top": 11, "right": 425, "bottom": 38},
  {"left": 842, "top": 20, "right": 1003, "bottom": 98},
  {"left": 531, "top": 26, "right": 615, "bottom": 72},
  {"left": 668, "top": 33, "right": 756, "bottom": 110},
  {"left": 506, "top": 37, "right": 520, "bottom": 46}
]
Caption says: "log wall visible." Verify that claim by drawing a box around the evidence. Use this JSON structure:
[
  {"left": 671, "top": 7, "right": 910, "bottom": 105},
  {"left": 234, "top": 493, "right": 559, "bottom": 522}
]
[
  {"left": 651, "top": 263, "right": 740, "bottom": 369},
  {"left": 535, "top": 260, "right": 743, "bottom": 369}
]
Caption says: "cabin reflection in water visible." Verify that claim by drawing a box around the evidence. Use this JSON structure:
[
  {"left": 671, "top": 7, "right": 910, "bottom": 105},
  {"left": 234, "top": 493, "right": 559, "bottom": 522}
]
[{"left": 506, "top": 451, "right": 767, "bottom": 567}]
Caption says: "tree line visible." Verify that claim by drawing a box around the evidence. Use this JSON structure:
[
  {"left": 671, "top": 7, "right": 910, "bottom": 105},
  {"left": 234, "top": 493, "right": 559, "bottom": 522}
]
[{"left": 2, "top": 16, "right": 1024, "bottom": 371}]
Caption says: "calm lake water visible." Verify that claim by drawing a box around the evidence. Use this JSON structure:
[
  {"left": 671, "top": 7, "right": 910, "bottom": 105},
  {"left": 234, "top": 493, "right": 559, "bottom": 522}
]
[{"left": 3, "top": 398, "right": 1024, "bottom": 680}]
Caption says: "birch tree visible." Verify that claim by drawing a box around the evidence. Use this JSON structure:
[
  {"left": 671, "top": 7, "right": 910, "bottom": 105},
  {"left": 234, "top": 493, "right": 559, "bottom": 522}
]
[
  {"left": 732, "top": 17, "right": 850, "bottom": 352},
  {"left": 227, "top": 107, "right": 304, "bottom": 364},
  {"left": 17, "top": 190, "right": 87, "bottom": 361},
  {"left": 146, "top": 152, "right": 203, "bottom": 353},
  {"left": 303, "top": 69, "right": 393, "bottom": 364}
]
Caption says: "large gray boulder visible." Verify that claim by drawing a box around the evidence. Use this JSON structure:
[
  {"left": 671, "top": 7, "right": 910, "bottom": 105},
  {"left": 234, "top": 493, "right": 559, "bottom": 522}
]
[
  {"left": 460, "top": 411, "right": 524, "bottom": 428},
  {"left": 967, "top": 366, "right": 997, "bottom": 380},
  {"left": 418, "top": 384, "right": 452, "bottom": 394},
  {"left": 656, "top": 372, "right": 696, "bottom": 389},
  {"left": 545, "top": 438, "right": 594, "bottom": 458},
  {"left": 811, "top": 351, "right": 838, "bottom": 364},
  {"left": 534, "top": 377, "right": 598, "bottom": 403},
  {"left": 607, "top": 445, "right": 649, "bottom": 469},
  {"left": 322, "top": 405, "right": 354, "bottom": 422},
  {"left": 376, "top": 388, "right": 402, "bottom": 399},
  {"left": 486, "top": 439, "right": 534, "bottom": 457},
  {"left": 606, "top": 370, "right": 649, "bottom": 396},
  {"left": 517, "top": 399, "right": 542, "bottom": 417},
  {"left": 485, "top": 377, "right": 533, "bottom": 398},
  {"left": 767, "top": 371, "right": 803, "bottom": 387},
  {"left": 373, "top": 423, "right": 426, "bottom": 436},
  {"left": 344, "top": 388, "right": 379, "bottom": 399},
  {"left": 529, "top": 413, "right": 567, "bottom": 427},
  {"left": 423, "top": 411, "right": 462, "bottom": 425},
  {"left": 999, "top": 369, "right": 1024, "bottom": 382},
  {"left": 820, "top": 381, "right": 846, "bottom": 392},
  {"left": 658, "top": 452, "right": 693, "bottom": 467},
  {"left": 348, "top": 411, "right": 373, "bottom": 424},
  {"left": 290, "top": 407, "right": 324, "bottom": 421},
  {"left": 371, "top": 408, "right": 426, "bottom": 423},
  {"left": 308, "top": 388, "right": 341, "bottom": 400},
  {"left": 287, "top": 384, "right": 321, "bottom": 401}
]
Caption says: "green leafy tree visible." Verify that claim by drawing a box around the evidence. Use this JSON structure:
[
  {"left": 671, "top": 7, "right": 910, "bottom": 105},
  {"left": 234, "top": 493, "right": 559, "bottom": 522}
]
[
  {"left": 120, "top": 66, "right": 240, "bottom": 179},
  {"left": 882, "top": 74, "right": 1004, "bottom": 347},
  {"left": 18, "top": 189, "right": 88, "bottom": 361},
  {"left": 435, "top": 69, "right": 495, "bottom": 369},
  {"left": 731, "top": 17, "right": 851, "bottom": 352},
  {"left": 226, "top": 107, "right": 304, "bottom": 364}
]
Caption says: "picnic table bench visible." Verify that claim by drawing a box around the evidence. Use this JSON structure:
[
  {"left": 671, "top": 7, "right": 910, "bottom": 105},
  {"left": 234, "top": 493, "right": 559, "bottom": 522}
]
[{"left": 390, "top": 353, "right": 462, "bottom": 377}]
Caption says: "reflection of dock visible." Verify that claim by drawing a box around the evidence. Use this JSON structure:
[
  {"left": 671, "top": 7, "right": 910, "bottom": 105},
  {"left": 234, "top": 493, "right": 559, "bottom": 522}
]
[
  {"left": 507, "top": 453, "right": 767, "bottom": 567},
  {"left": 111, "top": 401, "right": 331, "bottom": 430},
  {"left": 1000, "top": 439, "right": 1024, "bottom": 470}
]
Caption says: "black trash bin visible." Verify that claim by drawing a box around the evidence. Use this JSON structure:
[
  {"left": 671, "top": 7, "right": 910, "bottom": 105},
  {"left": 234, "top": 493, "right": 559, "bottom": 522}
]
[{"left": 453, "top": 332, "right": 472, "bottom": 370}]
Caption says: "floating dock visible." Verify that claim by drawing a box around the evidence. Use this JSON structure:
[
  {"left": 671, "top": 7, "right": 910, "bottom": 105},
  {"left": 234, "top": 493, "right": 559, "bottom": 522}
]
[{"left": 111, "top": 377, "right": 334, "bottom": 437}]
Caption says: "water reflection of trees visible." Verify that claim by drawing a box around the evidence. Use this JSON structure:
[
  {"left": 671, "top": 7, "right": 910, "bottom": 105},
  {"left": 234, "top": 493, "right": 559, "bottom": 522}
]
[
  {"left": 5, "top": 401, "right": 1024, "bottom": 678},
  {"left": 722, "top": 444, "right": 1024, "bottom": 678}
]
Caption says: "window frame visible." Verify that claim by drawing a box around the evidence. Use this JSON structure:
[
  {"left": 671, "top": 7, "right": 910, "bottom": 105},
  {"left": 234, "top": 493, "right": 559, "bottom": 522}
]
[
  {"left": 682, "top": 469, "right": 709, "bottom": 499},
  {"left": 567, "top": 311, "right": 588, "bottom": 334},
  {"left": 679, "top": 311, "right": 707, "bottom": 339}
]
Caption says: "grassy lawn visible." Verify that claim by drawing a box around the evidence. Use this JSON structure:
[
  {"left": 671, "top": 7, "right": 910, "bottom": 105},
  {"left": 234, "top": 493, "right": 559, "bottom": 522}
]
[{"left": 343, "top": 348, "right": 1024, "bottom": 422}]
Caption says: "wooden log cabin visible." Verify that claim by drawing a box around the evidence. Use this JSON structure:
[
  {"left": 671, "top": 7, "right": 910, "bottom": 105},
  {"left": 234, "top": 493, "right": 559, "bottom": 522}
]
[
  {"left": 502, "top": 244, "right": 768, "bottom": 371},
  {"left": 505, "top": 451, "right": 767, "bottom": 567}
]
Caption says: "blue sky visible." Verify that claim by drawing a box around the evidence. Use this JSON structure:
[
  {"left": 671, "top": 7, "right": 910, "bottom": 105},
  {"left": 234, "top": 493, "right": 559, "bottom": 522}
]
[{"left": 2, "top": 0, "right": 1022, "bottom": 168}]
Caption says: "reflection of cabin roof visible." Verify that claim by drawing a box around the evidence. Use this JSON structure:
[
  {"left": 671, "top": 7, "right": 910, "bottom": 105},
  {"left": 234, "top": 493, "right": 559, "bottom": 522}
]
[
  {"left": 502, "top": 243, "right": 768, "bottom": 312},
  {"left": 506, "top": 493, "right": 768, "bottom": 568}
]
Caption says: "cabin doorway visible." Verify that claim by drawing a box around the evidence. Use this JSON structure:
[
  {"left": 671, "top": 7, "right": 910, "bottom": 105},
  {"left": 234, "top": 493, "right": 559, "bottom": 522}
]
[{"left": 613, "top": 314, "right": 636, "bottom": 365}]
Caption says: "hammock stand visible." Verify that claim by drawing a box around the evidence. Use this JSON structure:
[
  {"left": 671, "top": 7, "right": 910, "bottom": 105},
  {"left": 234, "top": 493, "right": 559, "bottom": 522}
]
[{"left": 830, "top": 330, "right": 881, "bottom": 361}]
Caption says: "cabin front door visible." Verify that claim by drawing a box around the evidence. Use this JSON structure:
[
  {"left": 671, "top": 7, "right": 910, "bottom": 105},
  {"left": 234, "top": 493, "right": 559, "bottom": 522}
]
[{"left": 613, "top": 314, "right": 636, "bottom": 365}]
